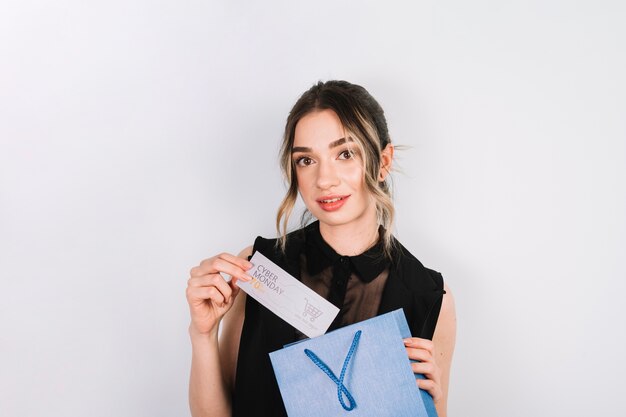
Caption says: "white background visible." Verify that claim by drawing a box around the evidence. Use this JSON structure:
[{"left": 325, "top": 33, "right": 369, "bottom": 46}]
[{"left": 1, "top": 1, "right": 625, "bottom": 416}]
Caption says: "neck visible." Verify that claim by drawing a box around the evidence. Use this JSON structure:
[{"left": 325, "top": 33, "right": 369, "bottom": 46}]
[{"left": 318, "top": 210, "right": 380, "bottom": 256}]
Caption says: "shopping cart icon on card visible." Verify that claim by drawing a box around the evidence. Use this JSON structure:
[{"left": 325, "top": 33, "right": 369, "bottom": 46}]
[{"left": 303, "top": 298, "right": 323, "bottom": 322}]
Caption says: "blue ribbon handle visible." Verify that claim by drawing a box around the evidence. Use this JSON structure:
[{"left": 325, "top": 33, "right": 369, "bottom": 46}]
[{"left": 304, "top": 330, "right": 362, "bottom": 411}]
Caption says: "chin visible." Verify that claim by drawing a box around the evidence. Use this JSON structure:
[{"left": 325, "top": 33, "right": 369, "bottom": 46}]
[{"left": 310, "top": 210, "right": 367, "bottom": 228}]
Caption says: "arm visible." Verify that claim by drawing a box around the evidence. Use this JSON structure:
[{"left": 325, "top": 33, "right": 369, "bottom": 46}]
[
  {"left": 405, "top": 283, "right": 457, "bottom": 417},
  {"left": 187, "top": 246, "right": 253, "bottom": 417}
]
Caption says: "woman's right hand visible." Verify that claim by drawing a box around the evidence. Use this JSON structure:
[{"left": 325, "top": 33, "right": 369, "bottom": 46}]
[{"left": 186, "top": 252, "right": 253, "bottom": 337}]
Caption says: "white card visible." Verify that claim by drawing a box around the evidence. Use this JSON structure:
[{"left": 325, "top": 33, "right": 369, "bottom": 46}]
[{"left": 237, "top": 251, "right": 340, "bottom": 338}]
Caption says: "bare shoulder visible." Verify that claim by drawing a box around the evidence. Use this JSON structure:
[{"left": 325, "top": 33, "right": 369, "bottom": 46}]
[
  {"left": 431, "top": 282, "right": 456, "bottom": 416},
  {"left": 433, "top": 282, "right": 456, "bottom": 364},
  {"left": 441, "top": 283, "right": 456, "bottom": 322},
  {"left": 219, "top": 245, "right": 253, "bottom": 389},
  {"left": 238, "top": 245, "right": 253, "bottom": 259},
  {"left": 435, "top": 283, "right": 457, "bottom": 345}
]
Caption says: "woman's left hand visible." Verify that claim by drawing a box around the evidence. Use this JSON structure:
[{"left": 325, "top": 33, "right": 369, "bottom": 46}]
[{"left": 404, "top": 337, "right": 443, "bottom": 405}]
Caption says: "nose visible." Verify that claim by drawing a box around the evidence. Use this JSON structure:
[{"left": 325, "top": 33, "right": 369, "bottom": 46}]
[{"left": 315, "top": 160, "right": 340, "bottom": 190}]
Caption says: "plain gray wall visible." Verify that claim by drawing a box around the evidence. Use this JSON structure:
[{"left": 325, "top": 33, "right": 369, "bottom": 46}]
[{"left": 1, "top": 1, "right": 625, "bottom": 416}]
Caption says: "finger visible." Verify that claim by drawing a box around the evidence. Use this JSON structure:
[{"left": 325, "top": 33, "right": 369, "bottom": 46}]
[
  {"left": 190, "top": 263, "right": 222, "bottom": 278},
  {"left": 405, "top": 347, "right": 433, "bottom": 362},
  {"left": 411, "top": 361, "right": 438, "bottom": 379},
  {"left": 228, "top": 281, "right": 241, "bottom": 300},
  {"left": 417, "top": 378, "right": 442, "bottom": 402},
  {"left": 188, "top": 275, "right": 234, "bottom": 301},
  {"left": 230, "top": 276, "right": 241, "bottom": 290},
  {"left": 188, "top": 286, "right": 226, "bottom": 305},
  {"left": 403, "top": 337, "right": 434, "bottom": 353},
  {"left": 217, "top": 252, "right": 254, "bottom": 272},
  {"left": 196, "top": 257, "right": 253, "bottom": 281},
  {"left": 221, "top": 277, "right": 242, "bottom": 304},
  {"left": 213, "top": 257, "right": 253, "bottom": 281},
  {"left": 187, "top": 274, "right": 229, "bottom": 289},
  {"left": 210, "top": 275, "right": 234, "bottom": 302},
  {"left": 187, "top": 274, "right": 219, "bottom": 287},
  {"left": 189, "top": 265, "right": 203, "bottom": 278}
]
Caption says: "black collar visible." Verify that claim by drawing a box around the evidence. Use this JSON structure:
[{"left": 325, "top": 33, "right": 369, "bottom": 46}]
[{"left": 304, "top": 221, "right": 389, "bottom": 283}]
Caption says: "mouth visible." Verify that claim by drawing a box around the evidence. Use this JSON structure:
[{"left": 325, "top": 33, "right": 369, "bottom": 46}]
[
  {"left": 316, "top": 195, "right": 350, "bottom": 211},
  {"left": 319, "top": 197, "right": 344, "bottom": 203}
]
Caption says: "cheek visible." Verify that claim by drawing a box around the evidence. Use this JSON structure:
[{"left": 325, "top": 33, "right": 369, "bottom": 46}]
[
  {"left": 341, "top": 165, "right": 365, "bottom": 191},
  {"left": 295, "top": 170, "right": 313, "bottom": 196}
]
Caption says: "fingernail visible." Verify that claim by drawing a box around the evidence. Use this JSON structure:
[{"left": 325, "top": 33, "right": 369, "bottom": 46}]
[
  {"left": 245, "top": 262, "right": 254, "bottom": 270},
  {"left": 243, "top": 274, "right": 253, "bottom": 281}
]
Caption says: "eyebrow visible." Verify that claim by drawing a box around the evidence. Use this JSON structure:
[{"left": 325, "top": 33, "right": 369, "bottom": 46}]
[{"left": 291, "top": 137, "right": 353, "bottom": 153}]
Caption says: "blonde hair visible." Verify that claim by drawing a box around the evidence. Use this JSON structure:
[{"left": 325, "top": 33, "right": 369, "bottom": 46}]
[{"left": 276, "top": 80, "right": 396, "bottom": 258}]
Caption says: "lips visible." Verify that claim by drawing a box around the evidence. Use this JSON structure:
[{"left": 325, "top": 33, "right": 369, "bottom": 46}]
[{"left": 316, "top": 195, "right": 350, "bottom": 212}]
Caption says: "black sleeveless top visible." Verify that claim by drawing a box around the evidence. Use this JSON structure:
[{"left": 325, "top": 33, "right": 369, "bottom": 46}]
[{"left": 232, "top": 221, "right": 445, "bottom": 417}]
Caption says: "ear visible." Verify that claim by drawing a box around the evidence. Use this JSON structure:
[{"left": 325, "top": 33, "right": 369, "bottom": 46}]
[{"left": 378, "top": 143, "right": 394, "bottom": 181}]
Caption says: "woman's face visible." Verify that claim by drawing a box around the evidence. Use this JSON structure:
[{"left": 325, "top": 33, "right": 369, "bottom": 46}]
[{"left": 292, "top": 109, "right": 377, "bottom": 229}]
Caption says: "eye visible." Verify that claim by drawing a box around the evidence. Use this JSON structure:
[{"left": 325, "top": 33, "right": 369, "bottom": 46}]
[
  {"left": 295, "top": 156, "right": 314, "bottom": 167},
  {"left": 338, "top": 149, "right": 355, "bottom": 160}
]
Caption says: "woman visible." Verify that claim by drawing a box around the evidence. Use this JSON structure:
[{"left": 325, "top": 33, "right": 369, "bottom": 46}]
[{"left": 186, "top": 80, "right": 456, "bottom": 417}]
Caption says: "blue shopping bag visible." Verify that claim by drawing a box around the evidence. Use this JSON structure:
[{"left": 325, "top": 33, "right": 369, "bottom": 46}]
[{"left": 269, "top": 309, "right": 438, "bottom": 417}]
